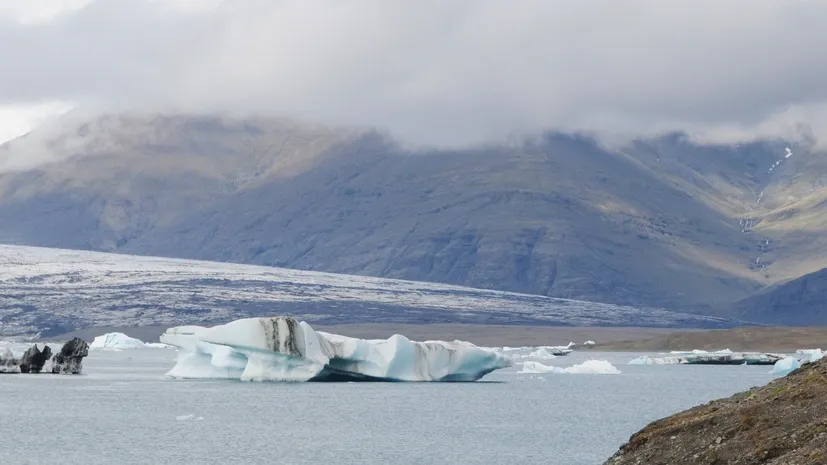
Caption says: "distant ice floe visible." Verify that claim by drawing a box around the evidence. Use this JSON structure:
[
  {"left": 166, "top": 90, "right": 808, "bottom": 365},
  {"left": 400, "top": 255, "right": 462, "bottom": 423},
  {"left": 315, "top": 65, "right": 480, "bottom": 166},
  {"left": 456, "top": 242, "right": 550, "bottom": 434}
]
[
  {"left": 519, "top": 360, "right": 621, "bottom": 375},
  {"left": 90, "top": 332, "right": 174, "bottom": 350},
  {"left": 160, "top": 316, "right": 513, "bottom": 382},
  {"left": 90, "top": 333, "right": 147, "bottom": 350},
  {"left": 770, "top": 357, "right": 801, "bottom": 376},
  {"left": 583, "top": 340, "right": 595, "bottom": 346},
  {"left": 629, "top": 351, "right": 783, "bottom": 365},
  {"left": 175, "top": 414, "right": 204, "bottom": 421}
]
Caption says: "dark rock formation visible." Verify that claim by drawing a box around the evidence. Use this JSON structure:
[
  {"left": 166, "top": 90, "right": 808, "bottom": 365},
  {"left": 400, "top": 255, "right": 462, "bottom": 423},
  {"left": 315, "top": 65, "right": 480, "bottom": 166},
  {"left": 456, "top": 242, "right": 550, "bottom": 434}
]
[
  {"left": 18, "top": 344, "right": 52, "bottom": 373},
  {"left": 51, "top": 337, "right": 90, "bottom": 374},
  {"left": 605, "top": 357, "right": 827, "bottom": 464}
]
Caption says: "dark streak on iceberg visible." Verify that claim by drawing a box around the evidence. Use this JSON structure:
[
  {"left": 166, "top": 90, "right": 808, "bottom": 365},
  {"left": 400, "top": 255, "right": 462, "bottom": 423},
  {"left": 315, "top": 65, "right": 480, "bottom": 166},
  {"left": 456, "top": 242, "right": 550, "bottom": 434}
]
[{"left": 161, "top": 316, "right": 513, "bottom": 382}]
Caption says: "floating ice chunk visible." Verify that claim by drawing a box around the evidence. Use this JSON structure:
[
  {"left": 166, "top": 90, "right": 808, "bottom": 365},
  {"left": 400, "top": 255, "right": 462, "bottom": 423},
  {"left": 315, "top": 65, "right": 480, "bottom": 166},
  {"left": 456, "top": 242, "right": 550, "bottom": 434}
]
[
  {"left": 795, "top": 348, "right": 823, "bottom": 363},
  {"left": 144, "top": 342, "right": 175, "bottom": 349},
  {"left": 770, "top": 357, "right": 800, "bottom": 376},
  {"left": 176, "top": 414, "right": 204, "bottom": 421},
  {"left": 161, "top": 317, "right": 513, "bottom": 382},
  {"left": 668, "top": 349, "right": 733, "bottom": 355},
  {"left": 500, "top": 346, "right": 531, "bottom": 352},
  {"left": 785, "top": 147, "right": 793, "bottom": 158},
  {"left": 629, "top": 351, "right": 779, "bottom": 365},
  {"left": 583, "top": 340, "right": 596, "bottom": 345},
  {"left": 90, "top": 332, "right": 146, "bottom": 350},
  {"left": 528, "top": 347, "right": 557, "bottom": 360},
  {"left": 519, "top": 360, "right": 620, "bottom": 374},
  {"left": 629, "top": 355, "right": 684, "bottom": 365}
]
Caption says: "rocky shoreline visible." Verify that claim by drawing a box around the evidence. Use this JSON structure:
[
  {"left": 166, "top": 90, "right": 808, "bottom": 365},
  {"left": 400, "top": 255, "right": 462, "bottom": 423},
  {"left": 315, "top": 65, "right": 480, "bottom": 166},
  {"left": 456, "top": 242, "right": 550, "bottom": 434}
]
[
  {"left": 605, "top": 357, "right": 827, "bottom": 464},
  {"left": 0, "top": 338, "right": 89, "bottom": 374}
]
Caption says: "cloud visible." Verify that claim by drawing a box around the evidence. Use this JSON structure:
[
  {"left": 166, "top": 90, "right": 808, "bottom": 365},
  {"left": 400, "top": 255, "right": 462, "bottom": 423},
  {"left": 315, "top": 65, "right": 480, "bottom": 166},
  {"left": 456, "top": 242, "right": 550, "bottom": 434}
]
[{"left": 2, "top": 0, "right": 827, "bottom": 147}]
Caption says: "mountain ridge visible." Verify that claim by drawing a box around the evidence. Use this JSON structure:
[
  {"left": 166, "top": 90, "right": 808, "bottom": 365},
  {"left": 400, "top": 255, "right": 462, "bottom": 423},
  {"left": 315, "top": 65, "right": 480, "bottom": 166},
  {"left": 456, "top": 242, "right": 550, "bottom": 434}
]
[{"left": 1, "top": 111, "right": 826, "bottom": 320}]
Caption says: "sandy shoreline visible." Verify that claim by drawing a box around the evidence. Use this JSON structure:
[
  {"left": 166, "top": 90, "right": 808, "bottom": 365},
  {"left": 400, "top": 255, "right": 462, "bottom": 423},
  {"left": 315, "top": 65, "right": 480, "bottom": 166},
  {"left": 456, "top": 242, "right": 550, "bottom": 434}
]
[
  {"left": 586, "top": 326, "right": 827, "bottom": 352},
  {"left": 46, "top": 324, "right": 688, "bottom": 347},
  {"left": 46, "top": 324, "right": 827, "bottom": 351}
]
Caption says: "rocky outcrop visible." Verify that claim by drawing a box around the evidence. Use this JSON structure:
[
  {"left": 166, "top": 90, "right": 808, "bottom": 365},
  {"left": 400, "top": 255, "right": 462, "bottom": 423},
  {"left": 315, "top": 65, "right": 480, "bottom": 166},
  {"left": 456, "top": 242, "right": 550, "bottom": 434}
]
[
  {"left": 605, "top": 357, "right": 827, "bottom": 464},
  {"left": 51, "top": 338, "right": 90, "bottom": 374},
  {"left": 18, "top": 344, "right": 52, "bottom": 373}
]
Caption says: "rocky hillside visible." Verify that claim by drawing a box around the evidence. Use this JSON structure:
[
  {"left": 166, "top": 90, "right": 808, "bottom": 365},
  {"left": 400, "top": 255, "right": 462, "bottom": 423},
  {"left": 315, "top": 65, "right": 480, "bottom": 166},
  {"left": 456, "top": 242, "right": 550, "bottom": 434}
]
[
  {"left": 605, "top": 357, "right": 827, "bottom": 464},
  {"left": 729, "top": 267, "right": 827, "bottom": 325},
  {"left": 1, "top": 111, "right": 826, "bottom": 317}
]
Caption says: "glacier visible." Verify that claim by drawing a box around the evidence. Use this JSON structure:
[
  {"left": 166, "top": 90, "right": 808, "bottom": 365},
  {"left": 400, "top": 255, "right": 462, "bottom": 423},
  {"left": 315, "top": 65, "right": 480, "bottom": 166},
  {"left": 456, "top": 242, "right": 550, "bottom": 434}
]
[
  {"left": 0, "top": 244, "right": 739, "bottom": 339},
  {"left": 160, "top": 316, "right": 513, "bottom": 382}
]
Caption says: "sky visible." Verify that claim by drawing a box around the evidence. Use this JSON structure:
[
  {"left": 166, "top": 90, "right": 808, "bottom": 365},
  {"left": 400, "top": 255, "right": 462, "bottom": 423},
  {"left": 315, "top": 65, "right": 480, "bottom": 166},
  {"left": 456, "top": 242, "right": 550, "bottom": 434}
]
[{"left": 1, "top": 0, "right": 827, "bottom": 147}]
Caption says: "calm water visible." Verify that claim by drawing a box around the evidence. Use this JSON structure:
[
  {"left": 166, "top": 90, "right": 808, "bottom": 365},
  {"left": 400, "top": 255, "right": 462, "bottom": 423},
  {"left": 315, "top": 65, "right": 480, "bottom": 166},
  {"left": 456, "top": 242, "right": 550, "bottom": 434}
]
[{"left": 0, "top": 347, "right": 779, "bottom": 464}]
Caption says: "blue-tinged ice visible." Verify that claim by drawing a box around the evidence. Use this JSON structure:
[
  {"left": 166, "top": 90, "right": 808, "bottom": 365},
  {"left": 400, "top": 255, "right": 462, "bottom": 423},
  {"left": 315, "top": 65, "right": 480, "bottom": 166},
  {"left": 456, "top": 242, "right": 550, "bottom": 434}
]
[
  {"left": 770, "top": 357, "right": 800, "bottom": 376},
  {"left": 160, "top": 317, "right": 513, "bottom": 382}
]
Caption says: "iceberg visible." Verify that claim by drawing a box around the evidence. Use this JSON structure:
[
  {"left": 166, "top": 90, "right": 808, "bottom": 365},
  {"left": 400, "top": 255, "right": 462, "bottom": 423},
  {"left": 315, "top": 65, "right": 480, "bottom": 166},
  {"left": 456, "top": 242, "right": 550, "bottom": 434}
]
[
  {"left": 583, "top": 340, "right": 596, "bottom": 345},
  {"left": 90, "top": 332, "right": 146, "bottom": 350},
  {"left": 519, "top": 360, "right": 621, "bottom": 375},
  {"left": 527, "top": 347, "right": 558, "bottom": 360},
  {"left": 795, "top": 348, "right": 823, "bottom": 363},
  {"left": 160, "top": 317, "right": 513, "bottom": 382},
  {"left": 628, "top": 352, "right": 783, "bottom": 365},
  {"left": 770, "top": 357, "right": 801, "bottom": 376},
  {"left": 668, "top": 349, "right": 733, "bottom": 355}
]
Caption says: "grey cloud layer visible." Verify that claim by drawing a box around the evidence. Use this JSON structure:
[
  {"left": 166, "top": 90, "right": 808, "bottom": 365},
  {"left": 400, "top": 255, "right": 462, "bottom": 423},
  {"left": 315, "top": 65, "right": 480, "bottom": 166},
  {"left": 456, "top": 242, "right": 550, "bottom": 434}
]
[{"left": 2, "top": 0, "right": 827, "bottom": 146}]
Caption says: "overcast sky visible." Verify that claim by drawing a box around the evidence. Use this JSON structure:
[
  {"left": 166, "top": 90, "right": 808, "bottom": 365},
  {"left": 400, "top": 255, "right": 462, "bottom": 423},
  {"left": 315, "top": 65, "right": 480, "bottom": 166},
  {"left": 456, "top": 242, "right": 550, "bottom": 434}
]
[{"left": 1, "top": 0, "right": 827, "bottom": 147}]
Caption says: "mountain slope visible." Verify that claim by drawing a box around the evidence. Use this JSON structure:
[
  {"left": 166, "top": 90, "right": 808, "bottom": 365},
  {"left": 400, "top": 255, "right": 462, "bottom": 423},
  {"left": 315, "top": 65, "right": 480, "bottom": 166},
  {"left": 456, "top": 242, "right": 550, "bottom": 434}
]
[
  {"left": 729, "top": 267, "right": 827, "bottom": 325},
  {"left": 0, "top": 245, "right": 734, "bottom": 339},
  {"left": 0, "top": 112, "right": 825, "bottom": 316}
]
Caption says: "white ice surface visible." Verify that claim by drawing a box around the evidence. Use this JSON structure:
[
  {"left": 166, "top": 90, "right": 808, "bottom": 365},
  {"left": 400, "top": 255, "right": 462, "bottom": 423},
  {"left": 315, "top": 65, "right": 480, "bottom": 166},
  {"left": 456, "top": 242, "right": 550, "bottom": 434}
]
[
  {"left": 518, "top": 360, "right": 620, "bottom": 375},
  {"left": 90, "top": 332, "right": 146, "bottom": 350},
  {"left": 160, "top": 317, "right": 513, "bottom": 382},
  {"left": 527, "top": 348, "right": 558, "bottom": 360},
  {"left": 770, "top": 357, "right": 800, "bottom": 376},
  {"left": 796, "top": 348, "right": 823, "bottom": 363}
]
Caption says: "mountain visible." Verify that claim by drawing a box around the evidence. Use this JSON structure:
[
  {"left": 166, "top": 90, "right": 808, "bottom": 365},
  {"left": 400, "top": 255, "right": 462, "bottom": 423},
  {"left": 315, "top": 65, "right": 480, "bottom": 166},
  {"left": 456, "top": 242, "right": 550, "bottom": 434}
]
[
  {"left": 728, "top": 267, "right": 827, "bottom": 325},
  {"left": 1, "top": 111, "right": 826, "bottom": 318},
  {"left": 0, "top": 245, "right": 733, "bottom": 339}
]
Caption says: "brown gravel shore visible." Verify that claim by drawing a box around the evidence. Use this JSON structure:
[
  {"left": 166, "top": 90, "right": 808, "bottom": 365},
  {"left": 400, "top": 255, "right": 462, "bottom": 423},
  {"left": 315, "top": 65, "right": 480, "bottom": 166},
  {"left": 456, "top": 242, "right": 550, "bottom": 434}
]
[{"left": 605, "top": 356, "right": 827, "bottom": 465}]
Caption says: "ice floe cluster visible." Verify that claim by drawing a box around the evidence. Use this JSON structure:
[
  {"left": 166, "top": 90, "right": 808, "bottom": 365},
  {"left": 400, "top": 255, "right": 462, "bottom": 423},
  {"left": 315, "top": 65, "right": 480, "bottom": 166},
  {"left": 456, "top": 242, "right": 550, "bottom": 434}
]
[{"left": 160, "top": 316, "right": 513, "bottom": 382}]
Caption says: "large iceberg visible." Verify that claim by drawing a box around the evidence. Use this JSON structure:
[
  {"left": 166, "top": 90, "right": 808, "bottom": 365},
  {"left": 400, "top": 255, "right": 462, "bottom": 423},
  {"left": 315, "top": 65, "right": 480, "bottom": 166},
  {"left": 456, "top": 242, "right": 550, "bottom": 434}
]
[{"left": 160, "top": 317, "right": 513, "bottom": 382}]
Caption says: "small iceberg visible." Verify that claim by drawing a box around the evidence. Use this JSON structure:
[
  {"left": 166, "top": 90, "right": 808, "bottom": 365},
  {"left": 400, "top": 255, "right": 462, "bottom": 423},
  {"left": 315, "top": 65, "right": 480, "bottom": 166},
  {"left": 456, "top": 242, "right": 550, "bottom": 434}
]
[
  {"left": 90, "top": 333, "right": 147, "bottom": 350},
  {"left": 770, "top": 357, "right": 800, "bottom": 376},
  {"left": 160, "top": 316, "right": 513, "bottom": 382},
  {"left": 519, "top": 360, "right": 620, "bottom": 375},
  {"left": 527, "top": 347, "right": 558, "bottom": 360},
  {"left": 795, "top": 348, "right": 823, "bottom": 363}
]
